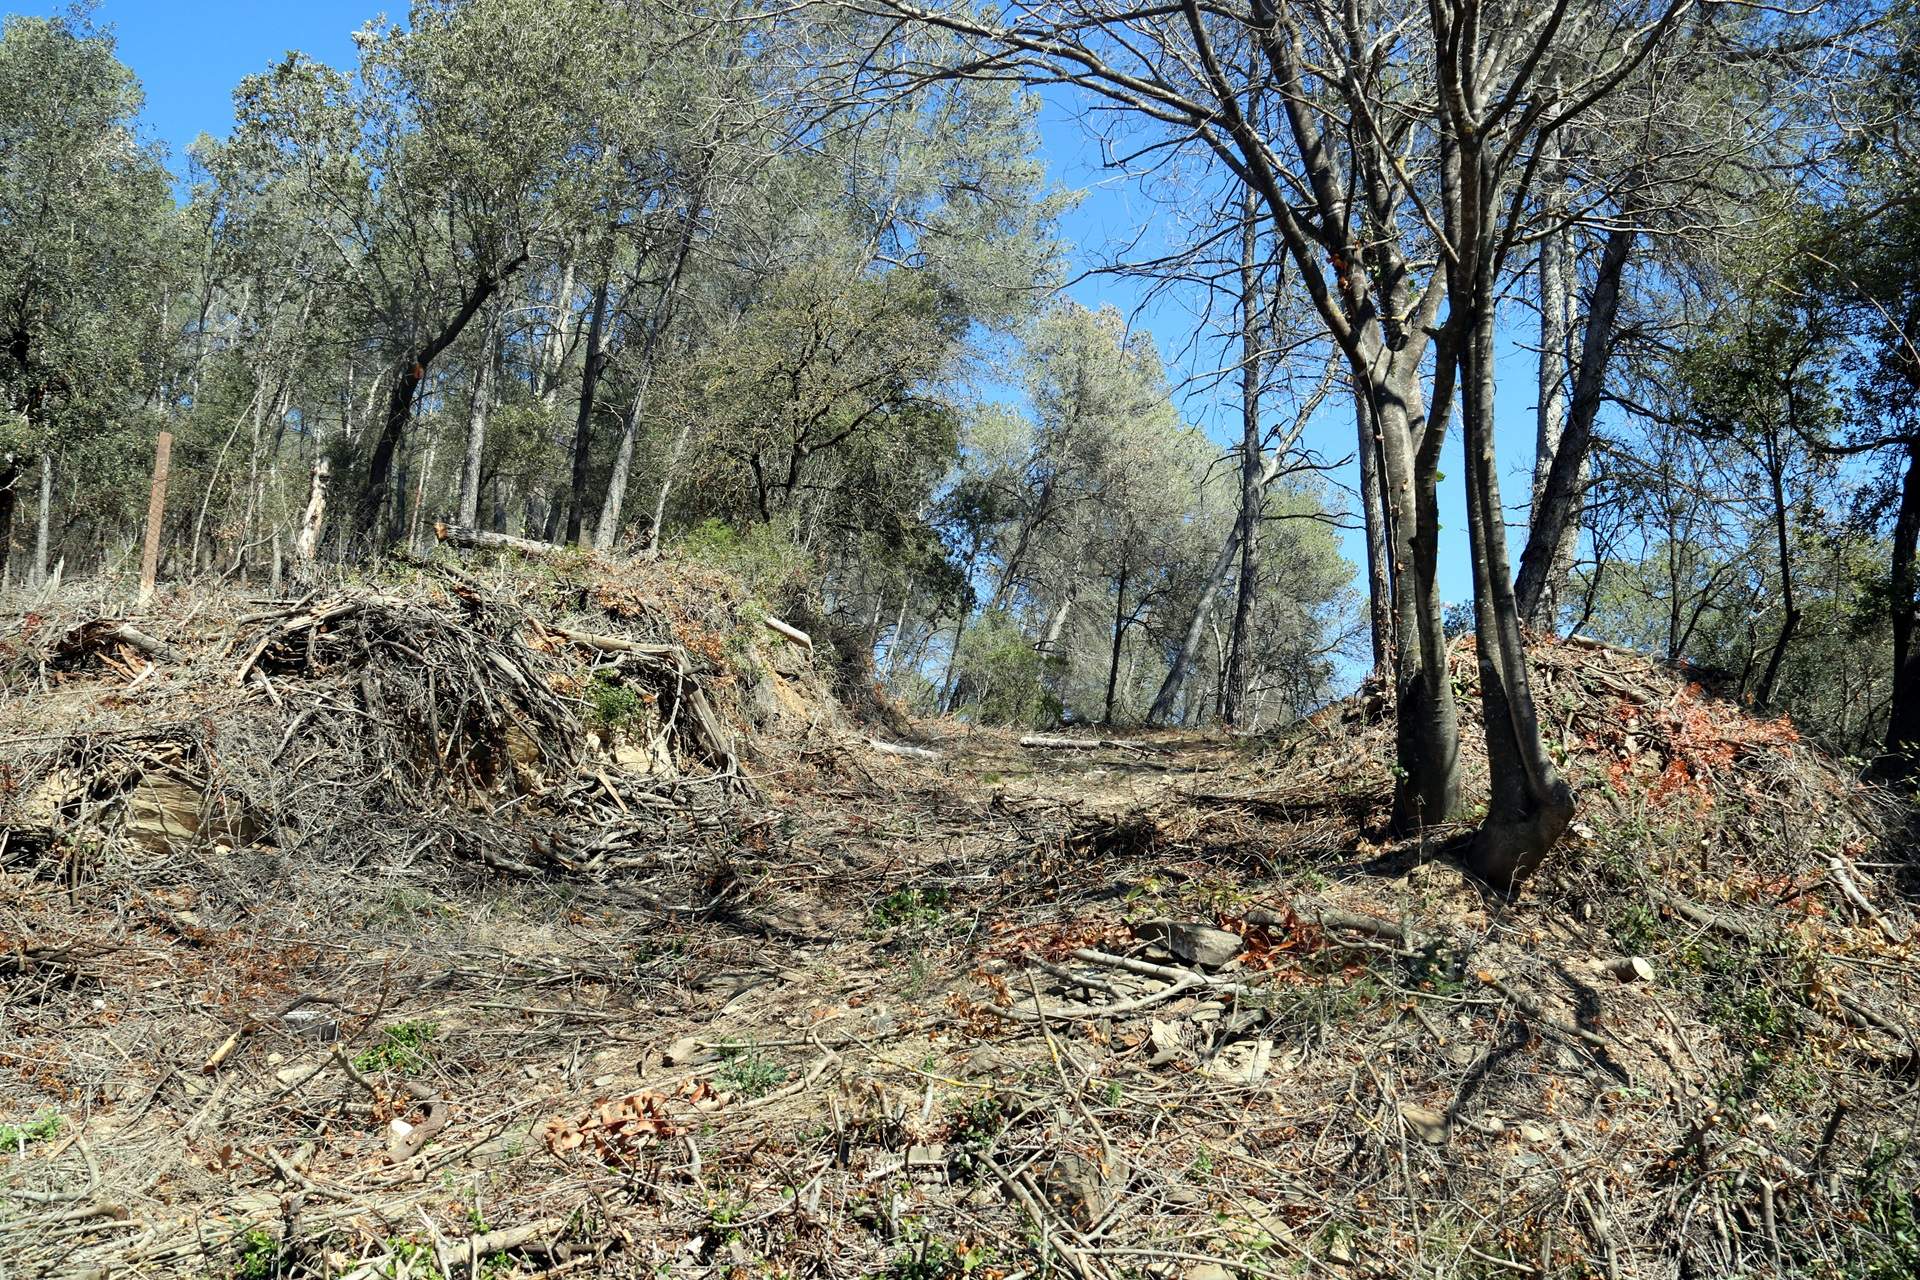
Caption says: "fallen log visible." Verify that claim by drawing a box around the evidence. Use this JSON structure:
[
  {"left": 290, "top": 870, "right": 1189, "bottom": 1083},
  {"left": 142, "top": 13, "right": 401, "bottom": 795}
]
[
  {"left": 1019, "top": 733, "right": 1164, "bottom": 756},
  {"left": 869, "top": 737, "right": 940, "bottom": 761},
  {"left": 435, "top": 520, "right": 562, "bottom": 557}
]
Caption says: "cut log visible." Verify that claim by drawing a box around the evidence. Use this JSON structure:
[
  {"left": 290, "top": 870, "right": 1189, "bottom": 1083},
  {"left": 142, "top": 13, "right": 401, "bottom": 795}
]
[
  {"left": 869, "top": 738, "right": 940, "bottom": 762},
  {"left": 435, "top": 520, "right": 561, "bottom": 556},
  {"left": 763, "top": 615, "right": 813, "bottom": 652},
  {"left": 1595, "top": 955, "right": 1656, "bottom": 984}
]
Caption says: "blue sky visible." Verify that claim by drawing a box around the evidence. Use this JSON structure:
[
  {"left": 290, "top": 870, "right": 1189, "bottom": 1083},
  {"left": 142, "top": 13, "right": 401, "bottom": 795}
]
[{"left": 15, "top": 0, "right": 1549, "bottom": 634}]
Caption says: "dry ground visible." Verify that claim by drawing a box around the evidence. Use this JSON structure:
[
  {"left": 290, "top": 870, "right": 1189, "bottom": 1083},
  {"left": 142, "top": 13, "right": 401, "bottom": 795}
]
[{"left": 2, "top": 563, "right": 1918, "bottom": 1280}]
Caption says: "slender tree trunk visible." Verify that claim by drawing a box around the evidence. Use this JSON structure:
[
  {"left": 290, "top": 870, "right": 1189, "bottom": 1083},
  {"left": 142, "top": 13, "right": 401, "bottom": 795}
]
[
  {"left": 32, "top": 454, "right": 52, "bottom": 587},
  {"left": 1224, "top": 200, "right": 1263, "bottom": 726},
  {"left": 1884, "top": 439, "right": 1920, "bottom": 769},
  {"left": 565, "top": 278, "right": 611, "bottom": 546},
  {"left": 597, "top": 194, "right": 701, "bottom": 554},
  {"left": 1355, "top": 386, "right": 1394, "bottom": 675},
  {"left": 1754, "top": 428, "right": 1799, "bottom": 709},
  {"left": 361, "top": 256, "right": 524, "bottom": 549},
  {"left": 0, "top": 455, "right": 17, "bottom": 588},
  {"left": 1147, "top": 529, "right": 1240, "bottom": 725},
  {"left": 1515, "top": 225, "right": 1634, "bottom": 625},
  {"left": 456, "top": 306, "right": 500, "bottom": 529},
  {"left": 1529, "top": 154, "right": 1574, "bottom": 631},
  {"left": 1103, "top": 566, "right": 1129, "bottom": 724},
  {"left": 1459, "top": 307, "right": 1575, "bottom": 889}
]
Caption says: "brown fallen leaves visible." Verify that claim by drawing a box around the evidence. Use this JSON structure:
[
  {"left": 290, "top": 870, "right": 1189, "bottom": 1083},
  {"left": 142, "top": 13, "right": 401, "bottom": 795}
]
[{"left": 543, "top": 1079, "right": 725, "bottom": 1161}]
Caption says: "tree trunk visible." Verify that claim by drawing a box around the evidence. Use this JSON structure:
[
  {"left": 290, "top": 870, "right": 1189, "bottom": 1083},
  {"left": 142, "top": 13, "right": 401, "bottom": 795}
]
[
  {"left": 1224, "top": 200, "right": 1263, "bottom": 726},
  {"left": 32, "top": 454, "right": 52, "bottom": 587},
  {"left": 0, "top": 455, "right": 18, "bottom": 587},
  {"left": 565, "top": 278, "right": 611, "bottom": 547},
  {"left": 1528, "top": 155, "right": 1574, "bottom": 630},
  {"left": 1146, "top": 527, "right": 1240, "bottom": 725},
  {"left": 1459, "top": 310, "right": 1575, "bottom": 890},
  {"left": 456, "top": 306, "right": 500, "bottom": 529},
  {"left": 360, "top": 255, "right": 524, "bottom": 550},
  {"left": 295, "top": 458, "right": 330, "bottom": 564},
  {"left": 1754, "top": 428, "right": 1799, "bottom": 709},
  {"left": 1370, "top": 357, "right": 1463, "bottom": 833},
  {"left": 596, "top": 193, "right": 700, "bottom": 554},
  {"left": 1355, "top": 385, "right": 1394, "bottom": 675},
  {"left": 1515, "top": 225, "right": 1634, "bottom": 627},
  {"left": 1884, "top": 439, "right": 1920, "bottom": 771},
  {"left": 1103, "top": 565, "right": 1129, "bottom": 725}
]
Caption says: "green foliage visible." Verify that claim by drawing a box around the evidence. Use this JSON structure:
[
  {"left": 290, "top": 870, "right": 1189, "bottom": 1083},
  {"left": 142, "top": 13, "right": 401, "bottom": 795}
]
[
  {"left": 354, "top": 1021, "right": 441, "bottom": 1075},
  {"left": 677, "top": 518, "right": 811, "bottom": 613},
  {"left": 233, "top": 1228, "right": 280, "bottom": 1280},
  {"left": 584, "top": 671, "right": 643, "bottom": 735},
  {"left": 871, "top": 885, "right": 950, "bottom": 930},
  {"left": 885, "top": 1237, "right": 992, "bottom": 1280},
  {"left": 0, "top": 1111, "right": 62, "bottom": 1153},
  {"left": 715, "top": 1043, "right": 787, "bottom": 1099},
  {"left": 1844, "top": 1141, "right": 1920, "bottom": 1280},
  {"left": 949, "top": 609, "right": 1051, "bottom": 725}
]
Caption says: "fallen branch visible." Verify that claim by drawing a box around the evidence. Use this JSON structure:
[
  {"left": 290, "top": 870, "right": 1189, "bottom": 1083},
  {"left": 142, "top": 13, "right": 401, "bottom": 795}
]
[
  {"left": 1019, "top": 734, "right": 1163, "bottom": 756},
  {"left": 869, "top": 738, "right": 940, "bottom": 762},
  {"left": 436, "top": 1219, "right": 564, "bottom": 1272},
  {"left": 763, "top": 616, "right": 812, "bottom": 652},
  {"left": 1826, "top": 855, "right": 1907, "bottom": 944}
]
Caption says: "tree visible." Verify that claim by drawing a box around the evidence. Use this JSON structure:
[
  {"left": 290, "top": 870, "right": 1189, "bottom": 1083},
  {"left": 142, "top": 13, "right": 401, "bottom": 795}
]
[{"left": 0, "top": 9, "right": 172, "bottom": 584}]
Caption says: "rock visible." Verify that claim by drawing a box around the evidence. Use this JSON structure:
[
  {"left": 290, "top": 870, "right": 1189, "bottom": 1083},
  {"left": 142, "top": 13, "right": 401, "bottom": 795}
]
[
  {"left": 1184, "top": 1265, "right": 1232, "bottom": 1280},
  {"left": 906, "top": 1143, "right": 946, "bottom": 1169},
  {"left": 1189, "top": 1000, "right": 1227, "bottom": 1024},
  {"left": 664, "top": 1036, "right": 716, "bottom": 1067},
  {"left": 1135, "top": 921, "right": 1244, "bottom": 969},
  {"left": 1202, "top": 1038, "right": 1273, "bottom": 1085},
  {"left": 1147, "top": 1018, "right": 1186, "bottom": 1067},
  {"left": 1162, "top": 1183, "right": 1206, "bottom": 1208},
  {"left": 1399, "top": 1104, "right": 1449, "bottom": 1144},
  {"left": 1039, "top": 1150, "right": 1130, "bottom": 1230},
  {"left": 1518, "top": 1123, "right": 1552, "bottom": 1144}
]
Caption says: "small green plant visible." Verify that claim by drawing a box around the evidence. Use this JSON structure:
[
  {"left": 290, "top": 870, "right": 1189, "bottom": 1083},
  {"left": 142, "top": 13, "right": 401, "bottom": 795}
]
[
  {"left": 872, "top": 885, "right": 951, "bottom": 930},
  {"left": 1844, "top": 1141, "right": 1920, "bottom": 1280},
  {"left": 1610, "top": 903, "right": 1660, "bottom": 954},
  {"left": 716, "top": 1043, "right": 787, "bottom": 1099},
  {"left": 887, "top": 1237, "right": 991, "bottom": 1280},
  {"left": 233, "top": 1227, "right": 280, "bottom": 1280},
  {"left": 585, "top": 671, "right": 643, "bottom": 735},
  {"left": 354, "top": 1021, "right": 441, "bottom": 1075},
  {"left": 0, "top": 1111, "right": 62, "bottom": 1153}
]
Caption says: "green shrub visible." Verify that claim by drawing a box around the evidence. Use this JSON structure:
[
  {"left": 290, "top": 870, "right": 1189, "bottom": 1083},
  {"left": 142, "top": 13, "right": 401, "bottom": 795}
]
[{"left": 353, "top": 1021, "right": 440, "bottom": 1075}]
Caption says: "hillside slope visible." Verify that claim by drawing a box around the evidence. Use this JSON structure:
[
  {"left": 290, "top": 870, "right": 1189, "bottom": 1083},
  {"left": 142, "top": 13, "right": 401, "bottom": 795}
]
[{"left": 1, "top": 558, "right": 1916, "bottom": 1280}]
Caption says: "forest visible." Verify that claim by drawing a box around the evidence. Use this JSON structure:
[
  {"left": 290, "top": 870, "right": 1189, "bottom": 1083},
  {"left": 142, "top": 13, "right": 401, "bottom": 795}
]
[{"left": 4, "top": 2, "right": 1920, "bottom": 1277}]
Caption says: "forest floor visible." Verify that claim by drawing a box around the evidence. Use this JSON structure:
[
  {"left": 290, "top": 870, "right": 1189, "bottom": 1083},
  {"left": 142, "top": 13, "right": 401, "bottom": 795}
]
[{"left": 2, "top": 557, "right": 1918, "bottom": 1280}]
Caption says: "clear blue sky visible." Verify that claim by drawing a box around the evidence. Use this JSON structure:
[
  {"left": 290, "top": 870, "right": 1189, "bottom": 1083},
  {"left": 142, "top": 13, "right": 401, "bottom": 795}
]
[{"left": 16, "top": 0, "right": 1549, "bottom": 634}]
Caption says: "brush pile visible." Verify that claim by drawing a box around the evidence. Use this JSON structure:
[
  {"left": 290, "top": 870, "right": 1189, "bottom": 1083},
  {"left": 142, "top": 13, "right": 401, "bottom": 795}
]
[{"left": 1, "top": 569, "right": 1916, "bottom": 1280}]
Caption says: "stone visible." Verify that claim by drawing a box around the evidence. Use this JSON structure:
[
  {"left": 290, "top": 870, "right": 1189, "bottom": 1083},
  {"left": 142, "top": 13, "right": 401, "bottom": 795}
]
[
  {"left": 1399, "top": 1104, "right": 1449, "bottom": 1144},
  {"left": 1147, "top": 1019, "right": 1185, "bottom": 1067},
  {"left": 664, "top": 1036, "right": 716, "bottom": 1067},
  {"left": 1135, "top": 921, "right": 1244, "bottom": 969},
  {"left": 1039, "top": 1150, "right": 1130, "bottom": 1230},
  {"left": 1184, "top": 1265, "right": 1232, "bottom": 1280}
]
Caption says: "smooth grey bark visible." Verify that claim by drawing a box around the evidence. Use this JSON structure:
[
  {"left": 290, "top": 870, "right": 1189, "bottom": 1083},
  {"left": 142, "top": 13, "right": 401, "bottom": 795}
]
[
  {"left": 1515, "top": 224, "right": 1634, "bottom": 627},
  {"left": 1529, "top": 143, "right": 1575, "bottom": 631},
  {"left": 31, "top": 453, "right": 51, "bottom": 586},
  {"left": 1354, "top": 386, "right": 1393, "bottom": 676},
  {"left": 456, "top": 306, "right": 500, "bottom": 529}
]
